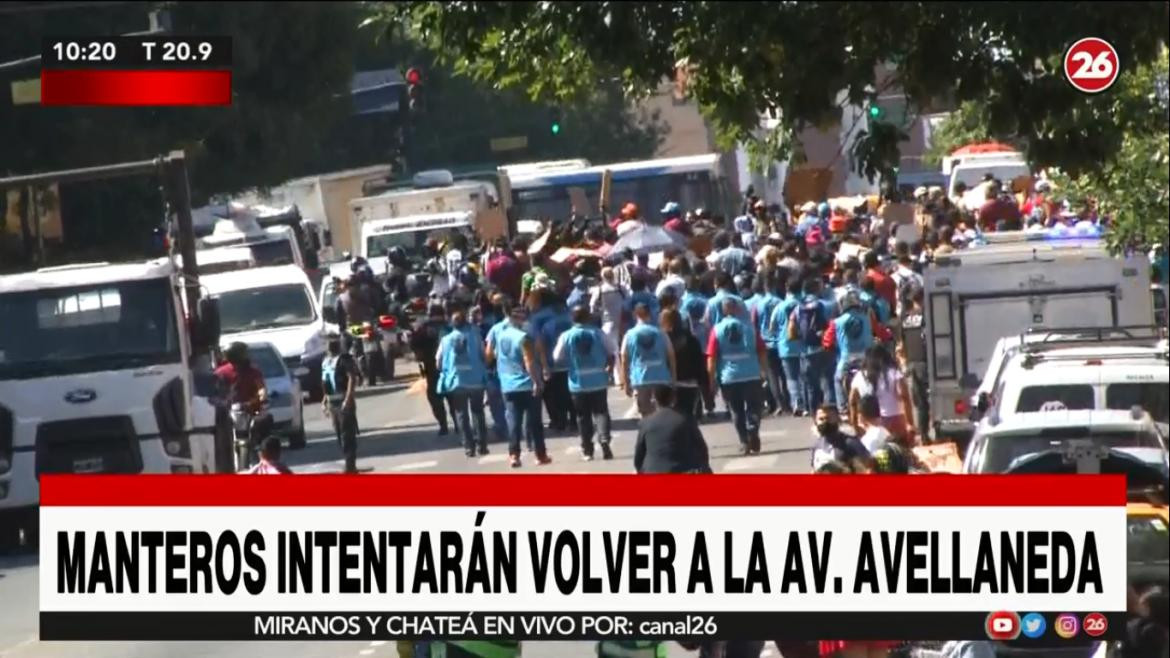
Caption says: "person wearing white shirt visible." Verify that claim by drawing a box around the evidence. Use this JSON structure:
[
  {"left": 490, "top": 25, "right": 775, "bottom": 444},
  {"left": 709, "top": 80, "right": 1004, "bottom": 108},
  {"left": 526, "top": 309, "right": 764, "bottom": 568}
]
[
  {"left": 890, "top": 248, "right": 924, "bottom": 318},
  {"left": 856, "top": 393, "right": 892, "bottom": 452},
  {"left": 654, "top": 256, "right": 688, "bottom": 301}
]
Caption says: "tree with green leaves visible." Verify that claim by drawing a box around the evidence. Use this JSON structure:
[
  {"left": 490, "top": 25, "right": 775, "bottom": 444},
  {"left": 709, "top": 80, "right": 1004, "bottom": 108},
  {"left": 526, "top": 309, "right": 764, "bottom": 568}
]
[{"left": 370, "top": 1, "right": 1168, "bottom": 184}]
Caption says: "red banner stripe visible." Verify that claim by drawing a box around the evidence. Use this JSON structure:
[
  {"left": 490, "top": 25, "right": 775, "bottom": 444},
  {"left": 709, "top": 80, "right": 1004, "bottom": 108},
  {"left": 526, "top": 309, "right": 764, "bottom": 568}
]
[
  {"left": 40, "top": 69, "right": 231, "bottom": 106},
  {"left": 39, "top": 474, "right": 1127, "bottom": 507}
]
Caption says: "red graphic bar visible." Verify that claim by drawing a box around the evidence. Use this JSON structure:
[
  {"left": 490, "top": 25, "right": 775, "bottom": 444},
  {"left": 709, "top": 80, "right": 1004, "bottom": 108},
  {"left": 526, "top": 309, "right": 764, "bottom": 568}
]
[
  {"left": 40, "top": 69, "right": 231, "bottom": 106},
  {"left": 39, "top": 474, "right": 1127, "bottom": 507}
]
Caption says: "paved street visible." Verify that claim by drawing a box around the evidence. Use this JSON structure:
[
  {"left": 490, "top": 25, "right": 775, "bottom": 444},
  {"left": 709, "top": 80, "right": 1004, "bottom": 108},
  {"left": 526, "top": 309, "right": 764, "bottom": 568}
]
[{"left": 0, "top": 364, "right": 812, "bottom": 658}]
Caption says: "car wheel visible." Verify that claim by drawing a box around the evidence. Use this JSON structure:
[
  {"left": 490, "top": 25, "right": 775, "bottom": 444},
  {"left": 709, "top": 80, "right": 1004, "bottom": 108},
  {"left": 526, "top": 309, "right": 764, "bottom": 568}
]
[{"left": 288, "top": 428, "right": 307, "bottom": 450}]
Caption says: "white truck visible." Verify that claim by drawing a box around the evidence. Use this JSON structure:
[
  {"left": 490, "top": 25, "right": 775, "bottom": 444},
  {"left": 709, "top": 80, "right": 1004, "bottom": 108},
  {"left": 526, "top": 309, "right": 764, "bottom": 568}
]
[
  {"left": 0, "top": 258, "right": 223, "bottom": 548},
  {"left": 348, "top": 175, "right": 506, "bottom": 258},
  {"left": 923, "top": 228, "right": 1153, "bottom": 446}
]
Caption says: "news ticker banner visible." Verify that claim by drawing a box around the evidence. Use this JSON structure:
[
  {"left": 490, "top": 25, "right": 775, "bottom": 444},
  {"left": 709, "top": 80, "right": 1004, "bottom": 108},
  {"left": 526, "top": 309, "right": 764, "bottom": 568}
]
[
  {"left": 40, "top": 474, "right": 1127, "bottom": 642},
  {"left": 40, "top": 36, "right": 231, "bottom": 106}
]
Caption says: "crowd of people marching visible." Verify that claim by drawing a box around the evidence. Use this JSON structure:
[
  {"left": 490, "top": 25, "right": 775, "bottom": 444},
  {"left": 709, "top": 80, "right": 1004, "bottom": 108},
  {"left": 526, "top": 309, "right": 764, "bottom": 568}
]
[{"left": 314, "top": 180, "right": 1166, "bottom": 658}]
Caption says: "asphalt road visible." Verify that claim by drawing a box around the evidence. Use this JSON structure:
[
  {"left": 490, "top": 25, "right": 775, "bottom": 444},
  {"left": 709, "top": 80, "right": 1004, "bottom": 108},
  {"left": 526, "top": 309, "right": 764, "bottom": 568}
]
[{"left": 0, "top": 365, "right": 817, "bottom": 658}]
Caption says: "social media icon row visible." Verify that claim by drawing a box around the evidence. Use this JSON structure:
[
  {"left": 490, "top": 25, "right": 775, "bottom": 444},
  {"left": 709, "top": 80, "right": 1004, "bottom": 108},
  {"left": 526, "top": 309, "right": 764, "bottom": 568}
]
[{"left": 985, "top": 612, "right": 1108, "bottom": 640}]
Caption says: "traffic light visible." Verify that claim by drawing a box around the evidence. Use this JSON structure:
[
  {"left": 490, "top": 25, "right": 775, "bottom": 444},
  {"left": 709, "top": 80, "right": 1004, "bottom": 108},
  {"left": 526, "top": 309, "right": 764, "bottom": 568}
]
[
  {"left": 405, "top": 67, "right": 424, "bottom": 113},
  {"left": 868, "top": 104, "right": 883, "bottom": 120},
  {"left": 549, "top": 107, "right": 562, "bottom": 135}
]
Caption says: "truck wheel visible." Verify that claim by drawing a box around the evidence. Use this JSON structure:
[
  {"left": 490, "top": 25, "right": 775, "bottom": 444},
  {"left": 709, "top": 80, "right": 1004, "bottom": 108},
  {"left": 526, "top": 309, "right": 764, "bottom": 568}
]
[
  {"left": 288, "top": 428, "right": 307, "bottom": 450},
  {"left": 0, "top": 521, "right": 20, "bottom": 553}
]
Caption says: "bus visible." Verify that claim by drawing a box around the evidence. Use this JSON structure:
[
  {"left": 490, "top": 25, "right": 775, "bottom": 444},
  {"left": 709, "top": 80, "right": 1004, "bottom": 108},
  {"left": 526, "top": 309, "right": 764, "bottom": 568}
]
[{"left": 507, "top": 153, "right": 731, "bottom": 224}]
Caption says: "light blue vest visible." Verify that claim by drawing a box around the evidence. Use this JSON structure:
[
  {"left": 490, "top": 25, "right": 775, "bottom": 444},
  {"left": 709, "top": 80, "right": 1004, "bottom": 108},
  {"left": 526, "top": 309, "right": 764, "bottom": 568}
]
[
  {"left": 561, "top": 325, "right": 609, "bottom": 393},
  {"left": 713, "top": 316, "right": 761, "bottom": 384},
  {"left": 623, "top": 323, "right": 671, "bottom": 388},
  {"left": 832, "top": 309, "right": 874, "bottom": 368},
  {"left": 437, "top": 324, "right": 487, "bottom": 394},
  {"left": 755, "top": 292, "right": 783, "bottom": 350},
  {"left": 771, "top": 296, "right": 806, "bottom": 357},
  {"left": 495, "top": 325, "right": 534, "bottom": 393}
]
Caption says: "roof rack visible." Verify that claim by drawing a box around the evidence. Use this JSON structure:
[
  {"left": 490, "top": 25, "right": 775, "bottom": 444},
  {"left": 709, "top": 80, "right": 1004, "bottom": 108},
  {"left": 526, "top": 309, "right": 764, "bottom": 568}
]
[{"left": 1019, "top": 325, "right": 1165, "bottom": 352}]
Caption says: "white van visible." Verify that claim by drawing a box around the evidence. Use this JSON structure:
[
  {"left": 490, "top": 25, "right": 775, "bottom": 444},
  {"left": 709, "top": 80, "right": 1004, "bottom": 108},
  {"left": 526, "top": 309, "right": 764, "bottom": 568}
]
[
  {"left": 923, "top": 229, "right": 1152, "bottom": 443},
  {"left": 200, "top": 265, "right": 325, "bottom": 400},
  {"left": 978, "top": 334, "right": 1169, "bottom": 432},
  {"left": 359, "top": 211, "right": 476, "bottom": 274}
]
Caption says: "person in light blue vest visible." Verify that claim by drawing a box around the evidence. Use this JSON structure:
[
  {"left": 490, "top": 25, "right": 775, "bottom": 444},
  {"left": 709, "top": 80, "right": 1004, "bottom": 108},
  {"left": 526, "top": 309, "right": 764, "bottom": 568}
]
[
  {"left": 553, "top": 304, "right": 615, "bottom": 460},
  {"left": 437, "top": 308, "right": 489, "bottom": 457},
  {"left": 770, "top": 277, "right": 809, "bottom": 416},
  {"left": 707, "top": 297, "right": 768, "bottom": 454},
  {"left": 752, "top": 270, "right": 788, "bottom": 417},
  {"left": 824, "top": 290, "right": 877, "bottom": 416},
  {"left": 485, "top": 307, "right": 550, "bottom": 468},
  {"left": 705, "top": 270, "right": 750, "bottom": 328},
  {"left": 620, "top": 303, "right": 676, "bottom": 418}
]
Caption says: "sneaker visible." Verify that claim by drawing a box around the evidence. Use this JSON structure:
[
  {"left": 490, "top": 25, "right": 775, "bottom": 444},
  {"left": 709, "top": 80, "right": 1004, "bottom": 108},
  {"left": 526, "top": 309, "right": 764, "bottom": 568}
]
[
  {"left": 535, "top": 454, "right": 553, "bottom": 466},
  {"left": 601, "top": 444, "right": 614, "bottom": 460},
  {"left": 581, "top": 453, "right": 594, "bottom": 462},
  {"left": 509, "top": 455, "right": 522, "bottom": 468},
  {"left": 465, "top": 450, "right": 477, "bottom": 458},
  {"left": 750, "top": 436, "right": 761, "bottom": 453}
]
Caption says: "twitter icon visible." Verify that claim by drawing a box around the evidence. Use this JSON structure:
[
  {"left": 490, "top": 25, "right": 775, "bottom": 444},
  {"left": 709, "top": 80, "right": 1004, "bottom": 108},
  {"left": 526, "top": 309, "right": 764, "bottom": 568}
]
[{"left": 1021, "top": 613, "right": 1047, "bottom": 638}]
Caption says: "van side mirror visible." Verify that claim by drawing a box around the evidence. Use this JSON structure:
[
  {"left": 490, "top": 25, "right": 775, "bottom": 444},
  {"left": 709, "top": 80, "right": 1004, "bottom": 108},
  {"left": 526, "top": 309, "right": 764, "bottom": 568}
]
[
  {"left": 196, "top": 297, "right": 221, "bottom": 351},
  {"left": 322, "top": 305, "right": 337, "bottom": 324},
  {"left": 958, "top": 373, "right": 980, "bottom": 390}
]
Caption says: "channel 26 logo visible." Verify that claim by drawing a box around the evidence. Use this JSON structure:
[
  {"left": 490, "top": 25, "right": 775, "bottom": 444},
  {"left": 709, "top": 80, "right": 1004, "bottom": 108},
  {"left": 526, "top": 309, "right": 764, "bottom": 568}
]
[
  {"left": 1064, "top": 38, "right": 1120, "bottom": 94},
  {"left": 985, "top": 611, "right": 1021, "bottom": 641}
]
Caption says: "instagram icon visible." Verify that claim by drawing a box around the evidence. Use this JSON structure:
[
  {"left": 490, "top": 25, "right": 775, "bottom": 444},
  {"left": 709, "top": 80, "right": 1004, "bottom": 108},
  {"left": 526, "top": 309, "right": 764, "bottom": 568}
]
[{"left": 1055, "top": 614, "right": 1080, "bottom": 639}]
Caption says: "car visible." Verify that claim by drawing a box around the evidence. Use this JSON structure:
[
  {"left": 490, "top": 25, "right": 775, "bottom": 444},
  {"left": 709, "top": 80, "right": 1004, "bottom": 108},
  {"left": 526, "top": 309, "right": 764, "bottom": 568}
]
[
  {"left": 242, "top": 341, "right": 307, "bottom": 449},
  {"left": 963, "top": 409, "right": 1168, "bottom": 474},
  {"left": 201, "top": 264, "right": 326, "bottom": 402},
  {"left": 970, "top": 327, "right": 1169, "bottom": 426},
  {"left": 975, "top": 333, "right": 1169, "bottom": 436}
]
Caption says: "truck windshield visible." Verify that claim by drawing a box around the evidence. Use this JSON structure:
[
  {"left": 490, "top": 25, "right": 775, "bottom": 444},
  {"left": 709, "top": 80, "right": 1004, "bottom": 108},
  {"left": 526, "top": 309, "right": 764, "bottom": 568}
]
[
  {"left": 0, "top": 278, "right": 180, "bottom": 379},
  {"left": 216, "top": 283, "right": 315, "bottom": 333},
  {"left": 249, "top": 240, "right": 296, "bottom": 267}
]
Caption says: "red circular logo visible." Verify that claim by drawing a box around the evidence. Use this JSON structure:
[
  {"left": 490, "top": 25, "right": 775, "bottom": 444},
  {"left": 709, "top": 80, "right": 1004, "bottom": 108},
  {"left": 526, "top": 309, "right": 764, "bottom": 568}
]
[
  {"left": 1083, "top": 612, "right": 1109, "bottom": 638},
  {"left": 1064, "top": 38, "right": 1120, "bottom": 94}
]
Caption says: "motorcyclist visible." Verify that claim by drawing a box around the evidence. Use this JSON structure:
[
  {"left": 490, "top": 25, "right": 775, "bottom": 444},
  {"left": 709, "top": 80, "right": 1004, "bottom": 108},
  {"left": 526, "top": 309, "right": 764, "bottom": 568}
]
[
  {"left": 383, "top": 246, "right": 410, "bottom": 302},
  {"left": 214, "top": 342, "right": 273, "bottom": 447},
  {"left": 336, "top": 274, "right": 379, "bottom": 351}
]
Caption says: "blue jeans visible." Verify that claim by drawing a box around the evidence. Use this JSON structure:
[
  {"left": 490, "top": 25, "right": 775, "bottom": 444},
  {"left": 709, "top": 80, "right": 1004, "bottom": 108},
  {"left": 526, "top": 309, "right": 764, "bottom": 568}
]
[
  {"left": 780, "top": 355, "right": 806, "bottom": 412},
  {"left": 504, "top": 390, "right": 546, "bottom": 457},
  {"left": 801, "top": 350, "right": 835, "bottom": 410},
  {"left": 485, "top": 374, "right": 508, "bottom": 440},
  {"left": 448, "top": 387, "right": 488, "bottom": 453},
  {"left": 763, "top": 350, "right": 787, "bottom": 413},
  {"left": 721, "top": 380, "right": 762, "bottom": 447}
]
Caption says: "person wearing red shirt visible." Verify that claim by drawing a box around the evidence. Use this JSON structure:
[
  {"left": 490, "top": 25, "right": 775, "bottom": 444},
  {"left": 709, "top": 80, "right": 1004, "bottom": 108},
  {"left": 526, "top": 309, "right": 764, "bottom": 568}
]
[
  {"left": 215, "top": 342, "right": 274, "bottom": 450},
  {"left": 485, "top": 237, "right": 523, "bottom": 301},
  {"left": 862, "top": 251, "right": 896, "bottom": 313},
  {"left": 977, "top": 185, "right": 1022, "bottom": 231}
]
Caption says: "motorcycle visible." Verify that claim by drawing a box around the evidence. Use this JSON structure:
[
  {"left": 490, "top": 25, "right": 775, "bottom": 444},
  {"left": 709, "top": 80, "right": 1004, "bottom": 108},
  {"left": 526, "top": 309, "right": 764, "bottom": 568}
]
[
  {"left": 230, "top": 402, "right": 265, "bottom": 472},
  {"left": 348, "top": 321, "right": 387, "bottom": 387},
  {"left": 375, "top": 313, "right": 404, "bottom": 380}
]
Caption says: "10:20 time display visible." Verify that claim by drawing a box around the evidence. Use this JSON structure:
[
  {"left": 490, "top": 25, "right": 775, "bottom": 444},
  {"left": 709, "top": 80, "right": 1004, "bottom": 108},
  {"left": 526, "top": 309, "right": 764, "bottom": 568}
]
[{"left": 50, "top": 40, "right": 217, "bottom": 63}]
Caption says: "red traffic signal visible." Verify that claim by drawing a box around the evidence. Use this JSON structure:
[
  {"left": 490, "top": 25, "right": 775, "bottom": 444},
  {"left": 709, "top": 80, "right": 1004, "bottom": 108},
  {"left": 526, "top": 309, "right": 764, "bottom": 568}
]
[{"left": 405, "top": 68, "right": 422, "bottom": 86}]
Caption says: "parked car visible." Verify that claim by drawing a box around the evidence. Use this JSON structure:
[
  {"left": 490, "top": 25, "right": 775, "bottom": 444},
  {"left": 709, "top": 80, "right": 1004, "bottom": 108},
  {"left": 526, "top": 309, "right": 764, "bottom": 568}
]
[
  {"left": 963, "top": 409, "right": 1167, "bottom": 474},
  {"left": 243, "top": 341, "right": 306, "bottom": 449}
]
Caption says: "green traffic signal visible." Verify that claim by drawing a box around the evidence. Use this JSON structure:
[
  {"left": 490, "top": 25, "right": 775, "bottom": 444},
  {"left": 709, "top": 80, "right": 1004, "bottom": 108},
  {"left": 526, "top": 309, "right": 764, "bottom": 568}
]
[
  {"left": 868, "top": 105, "right": 883, "bottom": 119},
  {"left": 551, "top": 122, "right": 561, "bottom": 135}
]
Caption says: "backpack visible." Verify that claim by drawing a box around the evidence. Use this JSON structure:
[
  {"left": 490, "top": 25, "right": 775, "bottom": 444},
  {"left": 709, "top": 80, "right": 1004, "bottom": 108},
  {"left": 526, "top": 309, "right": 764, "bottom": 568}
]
[{"left": 790, "top": 298, "right": 826, "bottom": 346}]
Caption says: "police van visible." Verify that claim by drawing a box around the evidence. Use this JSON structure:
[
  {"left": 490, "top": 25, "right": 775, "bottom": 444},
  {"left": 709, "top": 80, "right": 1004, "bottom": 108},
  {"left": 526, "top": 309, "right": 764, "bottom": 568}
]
[{"left": 923, "top": 227, "right": 1153, "bottom": 445}]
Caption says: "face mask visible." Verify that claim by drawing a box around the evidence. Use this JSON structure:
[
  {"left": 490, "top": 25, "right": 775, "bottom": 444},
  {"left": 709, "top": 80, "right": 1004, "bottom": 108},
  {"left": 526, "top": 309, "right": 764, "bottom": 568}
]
[{"left": 816, "top": 422, "right": 838, "bottom": 436}]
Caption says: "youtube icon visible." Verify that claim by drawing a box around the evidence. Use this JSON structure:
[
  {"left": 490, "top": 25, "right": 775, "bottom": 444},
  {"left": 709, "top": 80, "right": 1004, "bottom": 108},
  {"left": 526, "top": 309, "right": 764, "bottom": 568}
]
[{"left": 986, "top": 611, "right": 1021, "bottom": 641}]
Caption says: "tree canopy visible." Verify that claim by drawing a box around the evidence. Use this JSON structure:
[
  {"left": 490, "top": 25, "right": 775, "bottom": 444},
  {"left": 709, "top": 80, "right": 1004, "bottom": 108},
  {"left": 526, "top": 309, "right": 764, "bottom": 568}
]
[{"left": 376, "top": 1, "right": 1169, "bottom": 181}]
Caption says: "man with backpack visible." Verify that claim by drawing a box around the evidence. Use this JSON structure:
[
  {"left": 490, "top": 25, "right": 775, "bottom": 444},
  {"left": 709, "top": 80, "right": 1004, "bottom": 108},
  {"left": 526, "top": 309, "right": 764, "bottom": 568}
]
[
  {"left": 789, "top": 278, "right": 835, "bottom": 410},
  {"left": 821, "top": 290, "right": 893, "bottom": 416},
  {"left": 752, "top": 271, "right": 788, "bottom": 416}
]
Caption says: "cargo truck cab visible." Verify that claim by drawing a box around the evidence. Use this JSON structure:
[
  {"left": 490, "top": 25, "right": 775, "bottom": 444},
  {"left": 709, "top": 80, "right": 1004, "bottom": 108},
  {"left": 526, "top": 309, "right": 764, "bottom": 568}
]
[{"left": 0, "top": 258, "right": 222, "bottom": 549}]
